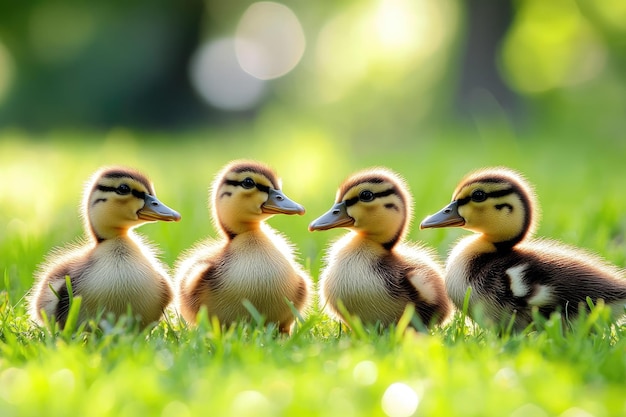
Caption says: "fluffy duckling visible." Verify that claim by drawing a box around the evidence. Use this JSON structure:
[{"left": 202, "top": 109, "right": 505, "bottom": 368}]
[
  {"left": 421, "top": 167, "right": 626, "bottom": 330},
  {"left": 176, "top": 160, "right": 311, "bottom": 333},
  {"left": 29, "top": 167, "right": 181, "bottom": 329},
  {"left": 309, "top": 168, "right": 452, "bottom": 328}
]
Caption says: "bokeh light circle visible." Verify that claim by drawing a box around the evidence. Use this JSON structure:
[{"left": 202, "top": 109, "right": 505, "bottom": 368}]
[
  {"left": 381, "top": 382, "right": 419, "bottom": 417},
  {"left": 189, "top": 38, "right": 266, "bottom": 111},
  {"left": 235, "top": 2, "right": 306, "bottom": 80}
]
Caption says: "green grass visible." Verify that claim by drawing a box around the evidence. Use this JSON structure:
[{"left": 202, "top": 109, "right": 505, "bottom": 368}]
[{"left": 1, "top": 124, "right": 626, "bottom": 417}]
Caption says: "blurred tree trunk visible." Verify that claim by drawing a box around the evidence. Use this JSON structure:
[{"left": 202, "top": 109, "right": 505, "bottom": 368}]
[
  {"left": 455, "top": 0, "right": 521, "bottom": 121},
  {"left": 0, "top": 0, "right": 207, "bottom": 130}
]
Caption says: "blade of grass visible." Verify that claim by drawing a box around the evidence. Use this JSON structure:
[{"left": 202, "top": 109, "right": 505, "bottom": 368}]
[{"left": 242, "top": 299, "right": 266, "bottom": 328}]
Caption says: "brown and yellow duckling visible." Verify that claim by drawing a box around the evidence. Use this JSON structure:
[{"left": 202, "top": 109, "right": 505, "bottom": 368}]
[
  {"left": 29, "top": 166, "right": 181, "bottom": 329},
  {"left": 309, "top": 168, "right": 452, "bottom": 328},
  {"left": 421, "top": 167, "right": 626, "bottom": 330},
  {"left": 176, "top": 160, "right": 311, "bottom": 333}
]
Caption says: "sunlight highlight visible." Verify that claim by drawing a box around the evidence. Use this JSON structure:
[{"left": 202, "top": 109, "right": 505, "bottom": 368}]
[
  {"left": 161, "top": 401, "right": 191, "bottom": 417},
  {"left": 235, "top": 2, "right": 306, "bottom": 80},
  {"left": 0, "top": 368, "right": 29, "bottom": 405},
  {"left": 0, "top": 160, "right": 63, "bottom": 236},
  {"left": 374, "top": 0, "right": 429, "bottom": 57},
  {"left": 510, "top": 403, "right": 549, "bottom": 417},
  {"left": 49, "top": 369, "right": 76, "bottom": 394},
  {"left": 315, "top": 11, "right": 369, "bottom": 101},
  {"left": 189, "top": 38, "right": 266, "bottom": 111},
  {"left": 381, "top": 382, "right": 419, "bottom": 417},
  {"left": 231, "top": 390, "right": 274, "bottom": 416},
  {"left": 352, "top": 360, "right": 378, "bottom": 385},
  {"left": 314, "top": 0, "right": 453, "bottom": 102}
]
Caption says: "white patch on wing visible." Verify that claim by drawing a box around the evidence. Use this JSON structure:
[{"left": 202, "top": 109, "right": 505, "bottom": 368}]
[
  {"left": 527, "top": 285, "right": 553, "bottom": 306},
  {"left": 506, "top": 264, "right": 529, "bottom": 297},
  {"left": 408, "top": 271, "right": 436, "bottom": 304}
]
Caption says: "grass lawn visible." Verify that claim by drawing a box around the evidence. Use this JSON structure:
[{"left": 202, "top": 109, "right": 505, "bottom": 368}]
[{"left": 1, "top": 123, "right": 625, "bottom": 417}]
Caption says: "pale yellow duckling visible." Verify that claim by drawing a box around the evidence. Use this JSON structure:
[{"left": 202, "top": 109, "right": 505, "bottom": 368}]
[
  {"left": 309, "top": 168, "right": 452, "bottom": 328},
  {"left": 29, "top": 166, "right": 181, "bottom": 329},
  {"left": 176, "top": 160, "right": 311, "bottom": 333},
  {"left": 421, "top": 167, "right": 626, "bottom": 330}
]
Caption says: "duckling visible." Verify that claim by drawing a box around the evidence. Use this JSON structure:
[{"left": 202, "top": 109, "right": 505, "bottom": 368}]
[
  {"left": 420, "top": 167, "right": 626, "bottom": 330},
  {"left": 309, "top": 168, "right": 452, "bottom": 328},
  {"left": 176, "top": 160, "right": 311, "bottom": 334},
  {"left": 29, "top": 166, "right": 181, "bottom": 329}
]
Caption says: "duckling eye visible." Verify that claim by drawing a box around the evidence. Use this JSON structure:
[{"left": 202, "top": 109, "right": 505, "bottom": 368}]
[
  {"left": 117, "top": 184, "right": 131, "bottom": 195},
  {"left": 241, "top": 177, "right": 256, "bottom": 189},
  {"left": 471, "top": 190, "right": 487, "bottom": 202},
  {"left": 359, "top": 190, "right": 375, "bottom": 202}
]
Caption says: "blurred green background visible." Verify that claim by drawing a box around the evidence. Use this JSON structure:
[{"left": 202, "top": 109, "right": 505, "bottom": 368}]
[
  {"left": 0, "top": 0, "right": 624, "bottom": 136},
  {"left": 1, "top": 3, "right": 626, "bottom": 415}
]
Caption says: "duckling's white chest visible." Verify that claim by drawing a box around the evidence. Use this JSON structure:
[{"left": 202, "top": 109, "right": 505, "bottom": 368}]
[
  {"left": 320, "top": 238, "right": 400, "bottom": 323},
  {"left": 78, "top": 238, "right": 169, "bottom": 321},
  {"left": 179, "top": 228, "right": 310, "bottom": 328},
  {"left": 222, "top": 233, "right": 295, "bottom": 291}
]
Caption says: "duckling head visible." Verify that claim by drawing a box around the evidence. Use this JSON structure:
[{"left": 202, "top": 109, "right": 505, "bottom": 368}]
[
  {"left": 84, "top": 167, "right": 181, "bottom": 241},
  {"left": 211, "top": 160, "right": 305, "bottom": 238},
  {"left": 309, "top": 168, "right": 412, "bottom": 249},
  {"left": 420, "top": 167, "right": 538, "bottom": 249}
]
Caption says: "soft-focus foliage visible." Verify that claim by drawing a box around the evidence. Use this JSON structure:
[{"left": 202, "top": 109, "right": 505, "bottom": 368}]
[{"left": 0, "top": 0, "right": 625, "bottom": 135}]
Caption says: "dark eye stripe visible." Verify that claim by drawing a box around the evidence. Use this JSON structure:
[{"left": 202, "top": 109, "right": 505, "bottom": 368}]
[
  {"left": 457, "top": 187, "right": 515, "bottom": 206},
  {"left": 374, "top": 188, "right": 395, "bottom": 199},
  {"left": 224, "top": 179, "right": 270, "bottom": 193},
  {"left": 131, "top": 189, "right": 146, "bottom": 199},
  {"left": 345, "top": 187, "right": 396, "bottom": 207},
  {"left": 488, "top": 188, "right": 515, "bottom": 198},
  {"left": 96, "top": 185, "right": 145, "bottom": 199}
]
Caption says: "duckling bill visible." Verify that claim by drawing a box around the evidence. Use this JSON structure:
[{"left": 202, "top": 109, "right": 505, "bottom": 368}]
[
  {"left": 421, "top": 167, "right": 626, "bottom": 330},
  {"left": 29, "top": 167, "right": 181, "bottom": 329}
]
